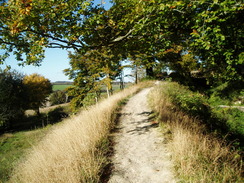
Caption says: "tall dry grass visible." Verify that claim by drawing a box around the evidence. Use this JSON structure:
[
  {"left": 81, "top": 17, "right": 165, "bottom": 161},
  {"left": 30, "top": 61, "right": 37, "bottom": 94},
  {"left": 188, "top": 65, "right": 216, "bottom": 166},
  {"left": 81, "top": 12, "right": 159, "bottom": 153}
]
[
  {"left": 9, "top": 82, "right": 152, "bottom": 183},
  {"left": 149, "top": 82, "right": 243, "bottom": 183}
]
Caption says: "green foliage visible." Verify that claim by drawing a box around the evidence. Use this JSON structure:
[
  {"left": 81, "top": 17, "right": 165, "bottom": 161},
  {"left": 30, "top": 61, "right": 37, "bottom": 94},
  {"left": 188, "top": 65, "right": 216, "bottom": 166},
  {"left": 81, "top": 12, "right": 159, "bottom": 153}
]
[
  {"left": 64, "top": 48, "right": 122, "bottom": 110},
  {"left": 82, "top": 93, "right": 98, "bottom": 107},
  {"left": 165, "top": 82, "right": 211, "bottom": 118},
  {"left": 189, "top": 0, "right": 243, "bottom": 83},
  {"left": 163, "top": 82, "right": 244, "bottom": 147},
  {"left": 209, "top": 81, "right": 244, "bottom": 106},
  {"left": 1, "top": 0, "right": 243, "bottom": 105},
  {"left": 49, "top": 90, "right": 67, "bottom": 106},
  {"left": 0, "top": 70, "right": 26, "bottom": 130},
  {"left": 0, "top": 0, "right": 92, "bottom": 64},
  {"left": 212, "top": 108, "right": 244, "bottom": 138}
]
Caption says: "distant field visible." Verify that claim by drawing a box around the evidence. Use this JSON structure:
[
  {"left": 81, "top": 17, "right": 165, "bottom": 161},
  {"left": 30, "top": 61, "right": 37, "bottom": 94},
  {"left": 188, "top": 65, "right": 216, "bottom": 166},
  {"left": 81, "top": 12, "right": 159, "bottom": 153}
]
[
  {"left": 52, "top": 84, "right": 72, "bottom": 91},
  {"left": 52, "top": 83, "right": 132, "bottom": 92}
]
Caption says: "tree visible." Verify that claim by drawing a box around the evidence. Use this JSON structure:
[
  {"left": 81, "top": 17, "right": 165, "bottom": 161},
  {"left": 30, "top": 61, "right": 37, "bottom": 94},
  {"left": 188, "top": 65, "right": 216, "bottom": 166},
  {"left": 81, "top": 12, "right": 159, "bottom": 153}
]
[
  {"left": 23, "top": 73, "right": 52, "bottom": 115},
  {"left": 64, "top": 47, "right": 122, "bottom": 110},
  {"left": 188, "top": 0, "right": 244, "bottom": 85},
  {"left": 0, "top": 0, "right": 136, "bottom": 64},
  {"left": 1, "top": 0, "right": 243, "bottom": 103},
  {"left": 0, "top": 69, "right": 26, "bottom": 130},
  {"left": 0, "top": 0, "right": 93, "bottom": 65}
]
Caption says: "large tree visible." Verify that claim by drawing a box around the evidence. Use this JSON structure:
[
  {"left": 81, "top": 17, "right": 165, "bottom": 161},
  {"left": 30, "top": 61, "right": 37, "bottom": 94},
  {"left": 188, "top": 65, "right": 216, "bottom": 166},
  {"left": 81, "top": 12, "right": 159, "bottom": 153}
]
[
  {"left": 64, "top": 47, "right": 122, "bottom": 109},
  {"left": 1, "top": 0, "right": 243, "bottom": 98}
]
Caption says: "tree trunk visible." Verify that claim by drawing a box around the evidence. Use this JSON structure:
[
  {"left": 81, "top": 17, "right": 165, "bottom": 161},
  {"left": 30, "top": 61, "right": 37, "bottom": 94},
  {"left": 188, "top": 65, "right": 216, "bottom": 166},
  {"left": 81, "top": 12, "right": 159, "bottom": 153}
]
[
  {"left": 35, "top": 108, "right": 40, "bottom": 116},
  {"left": 146, "top": 57, "right": 154, "bottom": 77},
  {"left": 146, "top": 67, "right": 154, "bottom": 77},
  {"left": 135, "top": 66, "right": 138, "bottom": 84},
  {"left": 106, "top": 86, "right": 110, "bottom": 98},
  {"left": 120, "top": 71, "right": 124, "bottom": 90}
]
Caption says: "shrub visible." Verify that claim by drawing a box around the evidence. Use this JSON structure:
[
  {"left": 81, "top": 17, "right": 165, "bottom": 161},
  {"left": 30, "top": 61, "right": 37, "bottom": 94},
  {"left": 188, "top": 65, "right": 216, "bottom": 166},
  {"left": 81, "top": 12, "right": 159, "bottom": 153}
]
[
  {"left": 212, "top": 108, "right": 244, "bottom": 138},
  {"left": 163, "top": 82, "right": 211, "bottom": 119},
  {"left": 49, "top": 90, "right": 67, "bottom": 106},
  {"left": 160, "top": 82, "right": 244, "bottom": 146},
  {"left": 209, "top": 81, "right": 244, "bottom": 105}
]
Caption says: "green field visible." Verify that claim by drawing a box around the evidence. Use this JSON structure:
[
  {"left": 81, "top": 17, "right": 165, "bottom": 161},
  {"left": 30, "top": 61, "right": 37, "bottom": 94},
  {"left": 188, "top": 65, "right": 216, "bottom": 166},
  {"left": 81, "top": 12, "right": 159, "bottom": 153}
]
[
  {"left": 52, "top": 83, "right": 132, "bottom": 92},
  {"left": 52, "top": 84, "right": 73, "bottom": 91}
]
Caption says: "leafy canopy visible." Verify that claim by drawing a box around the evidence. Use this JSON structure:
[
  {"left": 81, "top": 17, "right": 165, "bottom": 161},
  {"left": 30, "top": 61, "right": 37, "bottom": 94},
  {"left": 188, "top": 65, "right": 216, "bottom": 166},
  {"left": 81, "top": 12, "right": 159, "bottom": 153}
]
[{"left": 1, "top": 0, "right": 243, "bottom": 94}]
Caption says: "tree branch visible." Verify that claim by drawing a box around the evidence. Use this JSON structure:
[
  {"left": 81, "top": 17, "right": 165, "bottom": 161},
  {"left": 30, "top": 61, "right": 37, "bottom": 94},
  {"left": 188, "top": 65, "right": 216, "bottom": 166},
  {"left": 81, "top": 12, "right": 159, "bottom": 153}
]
[{"left": 110, "top": 28, "right": 134, "bottom": 43}]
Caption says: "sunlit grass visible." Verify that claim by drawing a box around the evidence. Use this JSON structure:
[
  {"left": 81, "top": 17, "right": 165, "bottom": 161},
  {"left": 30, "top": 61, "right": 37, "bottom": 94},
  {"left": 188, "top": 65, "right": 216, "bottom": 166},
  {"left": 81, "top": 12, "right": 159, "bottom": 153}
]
[
  {"left": 52, "top": 84, "right": 72, "bottom": 91},
  {"left": 0, "top": 128, "right": 51, "bottom": 182},
  {"left": 149, "top": 82, "right": 243, "bottom": 183},
  {"left": 9, "top": 82, "right": 152, "bottom": 183}
]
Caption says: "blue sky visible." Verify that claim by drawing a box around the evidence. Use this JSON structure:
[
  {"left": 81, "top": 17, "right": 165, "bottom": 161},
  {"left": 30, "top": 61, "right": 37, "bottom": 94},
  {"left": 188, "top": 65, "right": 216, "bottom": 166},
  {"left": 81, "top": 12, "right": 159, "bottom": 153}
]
[{"left": 0, "top": 0, "right": 114, "bottom": 82}]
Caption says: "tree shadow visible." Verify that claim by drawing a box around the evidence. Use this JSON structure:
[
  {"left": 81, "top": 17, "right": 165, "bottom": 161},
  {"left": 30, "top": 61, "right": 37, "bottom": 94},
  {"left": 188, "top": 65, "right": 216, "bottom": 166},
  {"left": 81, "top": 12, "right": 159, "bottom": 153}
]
[
  {"left": 5, "top": 107, "right": 70, "bottom": 133},
  {"left": 127, "top": 120, "right": 158, "bottom": 135},
  {"left": 136, "top": 111, "right": 153, "bottom": 116}
]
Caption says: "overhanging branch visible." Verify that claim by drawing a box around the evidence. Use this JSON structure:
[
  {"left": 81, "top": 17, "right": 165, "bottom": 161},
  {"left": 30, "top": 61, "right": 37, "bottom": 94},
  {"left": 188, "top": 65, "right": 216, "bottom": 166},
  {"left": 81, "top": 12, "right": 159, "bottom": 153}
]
[{"left": 110, "top": 28, "right": 134, "bottom": 43}]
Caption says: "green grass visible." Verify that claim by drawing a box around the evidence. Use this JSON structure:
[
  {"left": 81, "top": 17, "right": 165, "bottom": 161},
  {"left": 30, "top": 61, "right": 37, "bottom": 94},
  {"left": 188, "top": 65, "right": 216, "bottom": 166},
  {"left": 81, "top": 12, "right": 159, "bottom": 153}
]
[
  {"left": 0, "top": 127, "right": 51, "bottom": 182},
  {"left": 0, "top": 105, "right": 71, "bottom": 183},
  {"left": 52, "top": 84, "right": 72, "bottom": 91},
  {"left": 52, "top": 83, "right": 132, "bottom": 92}
]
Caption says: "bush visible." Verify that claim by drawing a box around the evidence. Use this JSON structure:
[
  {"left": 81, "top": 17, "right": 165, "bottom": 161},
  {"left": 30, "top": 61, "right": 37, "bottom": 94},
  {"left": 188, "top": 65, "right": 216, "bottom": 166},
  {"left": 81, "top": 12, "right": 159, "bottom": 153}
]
[
  {"left": 163, "top": 82, "right": 211, "bottom": 118},
  {"left": 209, "top": 81, "right": 244, "bottom": 105},
  {"left": 46, "top": 107, "right": 69, "bottom": 124},
  {"left": 212, "top": 108, "right": 244, "bottom": 138},
  {"left": 162, "top": 82, "right": 244, "bottom": 146},
  {"left": 49, "top": 90, "right": 67, "bottom": 106}
]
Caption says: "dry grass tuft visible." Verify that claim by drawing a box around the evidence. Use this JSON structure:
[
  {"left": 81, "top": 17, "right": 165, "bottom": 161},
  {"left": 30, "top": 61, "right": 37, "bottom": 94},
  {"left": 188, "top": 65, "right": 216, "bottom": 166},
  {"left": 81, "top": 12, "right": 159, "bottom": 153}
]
[
  {"left": 149, "top": 82, "right": 243, "bottom": 183},
  {"left": 10, "top": 82, "right": 151, "bottom": 183}
]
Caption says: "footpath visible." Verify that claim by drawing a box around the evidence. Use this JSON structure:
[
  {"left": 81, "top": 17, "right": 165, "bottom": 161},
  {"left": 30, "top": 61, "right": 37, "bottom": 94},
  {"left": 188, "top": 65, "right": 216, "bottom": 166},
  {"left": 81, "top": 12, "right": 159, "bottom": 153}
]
[{"left": 108, "top": 87, "right": 176, "bottom": 183}]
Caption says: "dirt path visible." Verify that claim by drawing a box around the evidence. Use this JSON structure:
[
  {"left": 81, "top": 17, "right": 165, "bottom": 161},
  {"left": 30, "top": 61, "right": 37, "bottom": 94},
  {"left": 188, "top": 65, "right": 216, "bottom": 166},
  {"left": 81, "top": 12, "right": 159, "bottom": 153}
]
[{"left": 108, "top": 87, "right": 176, "bottom": 183}]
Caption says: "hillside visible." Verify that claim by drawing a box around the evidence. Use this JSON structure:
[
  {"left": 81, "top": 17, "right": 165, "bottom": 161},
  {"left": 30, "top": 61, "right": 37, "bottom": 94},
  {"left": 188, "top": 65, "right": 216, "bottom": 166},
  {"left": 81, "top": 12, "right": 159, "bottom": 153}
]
[{"left": 2, "top": 81, "right": 242, "bottom": 183}]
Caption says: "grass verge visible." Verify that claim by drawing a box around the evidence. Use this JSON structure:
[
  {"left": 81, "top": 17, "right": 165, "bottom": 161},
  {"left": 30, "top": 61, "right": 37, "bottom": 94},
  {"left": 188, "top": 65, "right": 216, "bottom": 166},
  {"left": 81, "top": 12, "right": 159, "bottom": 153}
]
[
  {"left": 0, "top": 127, "right": 52, "bottom": 183},
  {"left": 9, "top": 81, "right": 152, "bottom": 183},
  {"left": 149, "top": 82, "right": 243, "bottom": 183}
]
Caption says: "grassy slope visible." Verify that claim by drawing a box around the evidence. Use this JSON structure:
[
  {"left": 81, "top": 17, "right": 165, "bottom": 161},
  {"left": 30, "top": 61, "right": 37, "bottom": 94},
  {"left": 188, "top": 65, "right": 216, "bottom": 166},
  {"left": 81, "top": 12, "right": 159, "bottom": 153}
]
[
  {"left": 149, "top": 82, "right": 243, "bottom": 183},
  {"left": 0, "top": 128, "right": 51, "bottom": 182},
  {"left": 8, "top": 82, "right": 151, "bottom": 183},
  {"left": 0, "top": 104, "right": 71, "bottom": 183}
]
